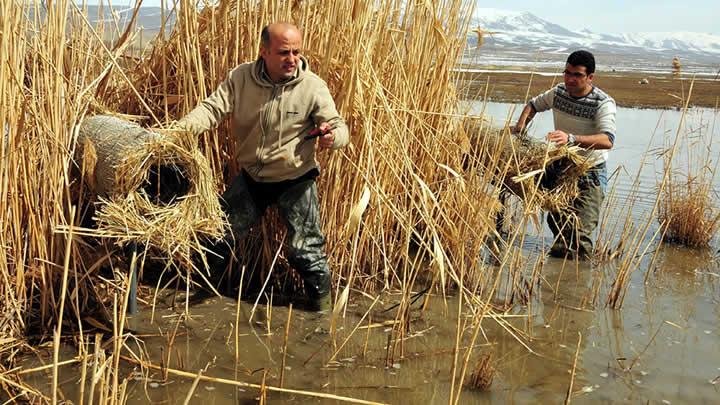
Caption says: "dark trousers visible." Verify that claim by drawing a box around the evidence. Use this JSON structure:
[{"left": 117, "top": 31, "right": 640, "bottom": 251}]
[
  {"left": 208, "top": 169, "right": 331, "bottom": 299},
  {"left": 545, "top": 162, "right": 607, "bottom": 258}
]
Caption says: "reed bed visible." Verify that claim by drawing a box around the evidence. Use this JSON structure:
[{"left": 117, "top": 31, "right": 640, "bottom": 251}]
[
  {"left": 2, "top": 0, "right": 94, "bottom": 352},
  {"left": 1, "top": 0, "right": 513, "bottom": 401},
  {"left": 98, "top": 0, "right": 510, "bottom": 305}
]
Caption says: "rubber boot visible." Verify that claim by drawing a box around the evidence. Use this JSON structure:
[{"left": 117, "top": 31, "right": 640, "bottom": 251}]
[{"left": 308, "top": 292, "right": 332, "bottom": 313}]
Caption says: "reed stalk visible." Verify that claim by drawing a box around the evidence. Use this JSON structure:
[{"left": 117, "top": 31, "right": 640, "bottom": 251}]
[
  {"left": 564, "top": 332, "right": 582, "bottom": 405},
  {"left": 279, "top": 304, "right": 292, "bottom": 387},
  {"left": 121, "top": 355, "right": 386, "bottom": 404}
]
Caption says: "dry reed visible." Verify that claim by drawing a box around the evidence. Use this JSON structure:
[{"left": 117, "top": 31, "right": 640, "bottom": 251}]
[
  {"left": 605, "top": 80, "right": 698, "bottom": 308},
  {"left": 91, "top": 132, "right": 227, "bottom": 268},
  {"left": 657, "top": 112, "right": 720, "bottom": 248},
  {"left": 659, "top": 178, "right": 720, "bottom": 247}
]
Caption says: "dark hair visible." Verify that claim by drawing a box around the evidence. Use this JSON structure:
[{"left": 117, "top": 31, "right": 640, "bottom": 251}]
[
  {"left": 261, "top": 25, "right": 271, "bottom": 48},
  {"left": 567, "top": 50, "right": 595, "bottom": 74}
]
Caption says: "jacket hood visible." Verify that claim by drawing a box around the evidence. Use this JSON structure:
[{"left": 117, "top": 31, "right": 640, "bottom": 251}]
[{"left": 251, "top": 55, "right": 309, "bottom": 87}]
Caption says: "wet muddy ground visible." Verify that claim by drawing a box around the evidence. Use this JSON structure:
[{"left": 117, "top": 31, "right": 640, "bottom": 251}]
[{"left": 454, "top": 68, "right": 720, "bottom": 109}]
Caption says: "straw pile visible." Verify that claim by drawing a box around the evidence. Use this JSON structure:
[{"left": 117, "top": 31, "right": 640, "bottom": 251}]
[{"left": 66, "top": 113, "right": 227, "bottom": 275}]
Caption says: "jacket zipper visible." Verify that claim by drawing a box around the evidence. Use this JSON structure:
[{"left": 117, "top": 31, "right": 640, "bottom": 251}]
[{"left": 255, "top": 85, "right": 278, "bottom": 177}]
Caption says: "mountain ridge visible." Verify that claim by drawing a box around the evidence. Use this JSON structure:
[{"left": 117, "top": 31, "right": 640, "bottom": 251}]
[{"left": 471, "top": 8, "right": 720, "bottom": 62}]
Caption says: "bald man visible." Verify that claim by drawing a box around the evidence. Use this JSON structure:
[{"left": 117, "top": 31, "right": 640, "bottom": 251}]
[{"left": 178, "top": 23, "right": 349, "bottom": 312}]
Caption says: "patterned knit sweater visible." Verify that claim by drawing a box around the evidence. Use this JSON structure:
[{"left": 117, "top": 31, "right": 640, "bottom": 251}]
[{"left": 530, "top": 83, "right": 616, "bottom": 164}]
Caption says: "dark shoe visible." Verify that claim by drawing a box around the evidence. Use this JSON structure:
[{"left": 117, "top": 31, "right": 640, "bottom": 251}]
[{"left": 548, "top": 245, "right": 569, "bottom": 259}]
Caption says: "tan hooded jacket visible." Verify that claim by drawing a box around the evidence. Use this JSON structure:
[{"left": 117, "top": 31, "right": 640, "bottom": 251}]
[{"left": 177, "top": 56, "right": 349, "bottom": 182}]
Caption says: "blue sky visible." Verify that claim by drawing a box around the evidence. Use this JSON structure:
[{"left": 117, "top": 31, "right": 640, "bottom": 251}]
[
  {"left": 82, "top": 0, "right": 720, "bottom": 35},
  {"left": 476, "top": 0, "right": 719, "bottom": 35}
]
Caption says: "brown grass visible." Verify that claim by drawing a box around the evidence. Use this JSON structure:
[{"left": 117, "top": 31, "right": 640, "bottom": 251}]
[{"left": 455, "top": 69, "right": 720, "bottom": 109}]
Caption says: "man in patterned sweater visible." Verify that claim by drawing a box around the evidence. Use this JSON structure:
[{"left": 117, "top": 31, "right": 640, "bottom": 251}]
[{"left": 511, "top": 50, "right": 617, "bottom": 260}]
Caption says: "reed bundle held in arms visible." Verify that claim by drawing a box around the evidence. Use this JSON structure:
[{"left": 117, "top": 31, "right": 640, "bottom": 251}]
[
  {"left": 74, "top": 115, "right": 227, "bottom": 267},
  {"left": 464, "top": 121, "right": 599, "bottom": 212}
]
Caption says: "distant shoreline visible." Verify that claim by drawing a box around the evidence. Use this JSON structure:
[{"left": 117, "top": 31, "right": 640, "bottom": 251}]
[{"left": 455, "top": 67, "right": 720, "bottom": 109}]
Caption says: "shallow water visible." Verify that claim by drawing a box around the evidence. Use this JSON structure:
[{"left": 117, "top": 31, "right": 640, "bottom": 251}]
[
  {"left": 20, "top": 248, "right": 720, "bottom": 404},
  {"left": 15, "top": 104, "right": 720, "bottom": 404}
]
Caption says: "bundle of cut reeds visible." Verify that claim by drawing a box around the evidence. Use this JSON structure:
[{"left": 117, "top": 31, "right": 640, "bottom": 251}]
[{"left": 463, "top": 120, "right": 599, "bottom": 212}]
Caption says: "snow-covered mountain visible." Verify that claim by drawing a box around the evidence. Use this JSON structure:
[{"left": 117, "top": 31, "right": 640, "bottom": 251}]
[
  {"left": 470, "top": 8, "right": 720, "bottom": 63},
  {"left": 619, "top": 32, "right": 720, "bottom": 54}
]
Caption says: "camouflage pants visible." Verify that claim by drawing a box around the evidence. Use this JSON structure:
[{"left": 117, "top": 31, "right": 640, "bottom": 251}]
[
  {"left": 208, "top": 170, "right": 330, "bottom": 299},
  {"left": 545, "top": 162, "right": 607, "bottom": 258}
]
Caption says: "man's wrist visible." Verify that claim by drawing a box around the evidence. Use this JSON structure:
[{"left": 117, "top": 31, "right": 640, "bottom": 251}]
[{"left": 567, "top": 133, "right": 576, "bottom": 144}]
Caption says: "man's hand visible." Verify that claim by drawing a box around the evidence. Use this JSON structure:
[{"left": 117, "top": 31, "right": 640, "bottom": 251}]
[
  {"left": 510, "top": 125, "right": 525, "bottom": 135},
  {"left": 511, "top": 104, "right": 536, "bottom": 137},
  {"left": 547, "top": 130, "right": 570, "bottom": 145},
  {"left": 317, "top": 122, "right": 335, "bottom": 149}
]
